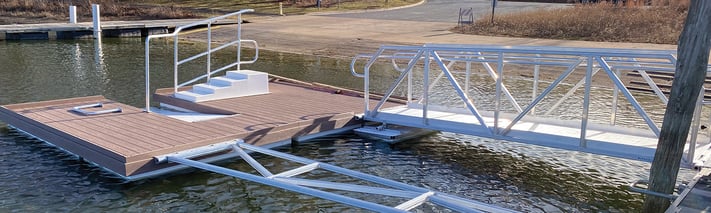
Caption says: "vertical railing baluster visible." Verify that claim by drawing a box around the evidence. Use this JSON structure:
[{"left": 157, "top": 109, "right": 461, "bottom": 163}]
[
  {"left": 237, "top": 14, "right": 242, "bottom": 71},
  {"left": 532, "top": 54, "right": 540, "bottom": 115},
  {"left": 423, "top": 49, "right": 430, "bottom": 125},
  {"left": 407, "top": 66, "right": 412, "bottom": 103},
  {"left": 611, "top": 66, "right": 620, "bottom": 125},
  {"left": 580, "top": 56, "right": 594, "bottom": 148},
  {"left": 174, "top": 35, "right": 179, "bottom": 93},
  {"left": 465, "top": 55, "right": 471, "bottom": 108},
  {"left": 494, "top": 52, "right": 504, "bottom": 133},
  {"left": 207, "top": 22, "right": 212, "bottom": 81},
  {"left": 687, "top": 91, "right": 704, "bottom": 164}
]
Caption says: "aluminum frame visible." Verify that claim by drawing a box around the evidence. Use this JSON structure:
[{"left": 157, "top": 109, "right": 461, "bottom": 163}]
[
  {"left": 159, "top": 141, "right": 517, "bottom": 212},
  {"left": 350, "top": 44, "right": 711, "bottom": 165},
  {"left": 144, "top": 9, "right": 259, "bottom": 112}
]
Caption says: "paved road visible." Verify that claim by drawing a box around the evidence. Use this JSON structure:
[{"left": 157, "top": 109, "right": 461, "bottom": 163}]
[{"left": 322, "top": 0, "right": 569, "bottom": 23}]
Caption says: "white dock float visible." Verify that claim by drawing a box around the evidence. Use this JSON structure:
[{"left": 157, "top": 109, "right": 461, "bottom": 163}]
[{"left": 370, "top": 105, "right": 709, "bottom": 163}]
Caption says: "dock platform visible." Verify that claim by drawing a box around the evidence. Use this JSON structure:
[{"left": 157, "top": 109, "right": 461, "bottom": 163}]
[
  {"left": 0, "top": 19, "right": 237, "bottom": 40},
  {"left": 0, "top": 80, "right": 387, "bottom": 179}
]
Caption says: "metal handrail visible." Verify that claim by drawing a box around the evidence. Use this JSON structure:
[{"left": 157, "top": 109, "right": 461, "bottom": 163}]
[
  {"left": 628, "top": 179, "right": 678, "bottom": 200},
  {"left": 178, "top": 40, "right": 259, "bottom": 88},
  {"left": 353, "top": 44, "right": 711, "bottom": 165},
  {"left": 71, "top": 103, "right": 122, "bottom": 116},
  {"left": 145, "top": 9, "right": 257, "bottom": 112}
]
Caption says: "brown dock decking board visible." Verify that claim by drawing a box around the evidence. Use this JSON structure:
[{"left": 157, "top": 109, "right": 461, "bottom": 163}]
[{"left": 0, "top": 81, "right": 394, "bottom": 177}]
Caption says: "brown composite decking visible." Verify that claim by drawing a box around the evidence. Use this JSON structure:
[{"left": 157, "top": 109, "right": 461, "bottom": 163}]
[{"left": 0, "top": 80, "right": 399, "bottom": 178}]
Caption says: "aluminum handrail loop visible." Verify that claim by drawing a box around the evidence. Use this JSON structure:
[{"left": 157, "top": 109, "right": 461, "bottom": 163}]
[
  {"left": 349, "top": 54, "right": 370, "bottom": 78},
  {"left": 144, "top": 9, "right": 255, "bottom": 112}
]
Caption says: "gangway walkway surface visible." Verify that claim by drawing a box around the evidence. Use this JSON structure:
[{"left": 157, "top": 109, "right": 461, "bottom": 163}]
[{"left": 351, "top": 44, "right": 711, "bottom": 168}]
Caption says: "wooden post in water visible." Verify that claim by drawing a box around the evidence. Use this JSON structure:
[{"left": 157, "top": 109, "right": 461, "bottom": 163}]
[{"left": 642, "top": 0, "right": 711, "bottom": 212}]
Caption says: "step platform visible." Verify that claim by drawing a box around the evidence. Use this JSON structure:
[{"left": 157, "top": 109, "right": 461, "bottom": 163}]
[{"left": 174, "top": 70, "right": 269, "bottom": 102}]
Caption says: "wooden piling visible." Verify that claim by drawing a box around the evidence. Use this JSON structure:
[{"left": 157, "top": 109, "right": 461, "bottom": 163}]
[{"left": 642, "top": 0, "right": 711, "bottom": 212}]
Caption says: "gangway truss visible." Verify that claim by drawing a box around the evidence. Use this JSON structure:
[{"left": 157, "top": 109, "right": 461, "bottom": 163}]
[
  {"left": 350, "top": 44, "right": 711, "bottom": 168},
  {"left": 155, "top": 140, "right": 517, "bottom": 213}
]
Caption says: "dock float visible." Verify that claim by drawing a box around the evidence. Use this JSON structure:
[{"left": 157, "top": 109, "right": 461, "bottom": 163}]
[{"left": 0, "top": 80, "right": 377, "bottom": 178}]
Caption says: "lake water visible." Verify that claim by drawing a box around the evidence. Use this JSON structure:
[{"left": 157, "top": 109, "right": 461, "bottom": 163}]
[{"left": 0, "top": 38, "right": 698, "bottom": 212}]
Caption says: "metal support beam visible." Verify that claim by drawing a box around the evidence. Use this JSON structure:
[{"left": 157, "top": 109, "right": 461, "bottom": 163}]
[
  {"left": 501, "top": 58, "right": 585, "bottom": 136},
  {"left": 597, "top": 57, "right": 661, "bottom": 136},
  {"left": 156, "top": 141, "right": 516, "bottom": 212}
]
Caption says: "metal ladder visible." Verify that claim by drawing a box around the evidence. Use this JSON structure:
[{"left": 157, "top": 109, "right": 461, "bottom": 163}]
[{"left": 154, "top": 140, "right": 517, "bottom": 212}]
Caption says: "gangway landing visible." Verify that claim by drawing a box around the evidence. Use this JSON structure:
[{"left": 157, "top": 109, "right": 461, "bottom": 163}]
[
  {"left": 351, "top": 44, "right": 711, "bottom": 167},
  {"left": 156, "top": 140, "right": 517, "bottom": 213}
]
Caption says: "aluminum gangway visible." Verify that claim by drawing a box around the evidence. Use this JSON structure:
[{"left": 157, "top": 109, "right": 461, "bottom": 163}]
[
  {"left": 154, "top": 140, "right": 517, "bottom": 212},
  {"left": 350, "top": 44, "right": 711, "bottom": 168}
]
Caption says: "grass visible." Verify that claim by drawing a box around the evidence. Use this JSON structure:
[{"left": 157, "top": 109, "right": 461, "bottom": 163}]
[
  {"left": 0, "top": 0, "right": 200, "bottom": 24},
  {"left": 453, "top": 3, "right": 688, "bottom": 44},
  {"left": 0, "top": 0, "right": 420, "bottom": 24},
  {"left": 136, "top": 0, "right": 420, "bottom": 16}
]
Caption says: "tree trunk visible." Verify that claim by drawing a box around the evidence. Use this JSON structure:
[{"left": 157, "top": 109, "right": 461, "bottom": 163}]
[{"left": 642, "top": 0, "right": 711, "bottom": 212}]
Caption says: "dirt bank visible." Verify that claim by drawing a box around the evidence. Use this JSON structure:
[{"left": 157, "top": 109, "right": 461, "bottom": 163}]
[{"left": 180, "top": 15, "right": 677, "bottom": 90}]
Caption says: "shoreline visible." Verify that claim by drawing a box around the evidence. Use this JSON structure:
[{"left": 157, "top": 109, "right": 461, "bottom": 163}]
[
  {"left": 234, "top": 15, "right": 678, "bottom": 59},
  {"left": 182, "top": 15, "right": 680, "bottom": 90}
]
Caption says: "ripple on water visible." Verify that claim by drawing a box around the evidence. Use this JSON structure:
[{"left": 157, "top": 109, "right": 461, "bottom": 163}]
[
  {"left": 0, "top": 119, "right": 695, "bottom": 212},
  {"left": 0, "top": 40, "right": 699, "bottom": 212}
]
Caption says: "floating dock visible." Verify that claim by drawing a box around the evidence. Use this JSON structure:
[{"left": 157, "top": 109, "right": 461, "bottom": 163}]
[
  {"left": 0, "top": 80, "right": 389, "bottom": 178},
  {"left": 0, "top": 19, "right": 237, "bottom": 40},
  {"left": 4, "top": 9, "right": 711, "bottom": 211}
]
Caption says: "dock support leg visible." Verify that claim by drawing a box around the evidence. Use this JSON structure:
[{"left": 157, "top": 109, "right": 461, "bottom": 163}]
[
  {"left": 92, "top": 4, "right": 102, "bottom": 39},
  {"left": 643, "top": 1, "right": 711, "bottom": 211},
  {"left": 69, "top": 5, "right": 77, "bottom": 24}
]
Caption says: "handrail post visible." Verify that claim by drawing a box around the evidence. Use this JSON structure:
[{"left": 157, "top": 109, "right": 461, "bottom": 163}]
[
  {"left": 237, "top": 14, "right": 242, "bottom": 71},
  {"left": 423, "top": 49, "right": 430, "bottom": 125},
  {"left": 362, "top": 49, "right": 386, "bottom": 117},
  {"left": 532, "top": 54, "right": 540, "bottom": 115},
  {"left": 174, "top": 34, "right": 179, "bottom": 94},
  {"left": 407, "top": 65, "right": 413, "bottom": 103},
  {"left": 207, "top": 22, "right": 212, "bottom": 81},
  {"left": 687, "top": 90, "right": 704, "bottom": 164},
  {"left": 494, "top": 52, "right": 504, "bottom": 133},
  {"left": 145, "top": 38, "right": 151, "bottom": 112},
  {"left": 580, "top": 56, "right": 594, "bottom": 148},
  {"left": 465, "top": 55, "right": 471, "bottom": 106},
  {"left": 611, "top": 66, "right": 621, "bottom": 125}
]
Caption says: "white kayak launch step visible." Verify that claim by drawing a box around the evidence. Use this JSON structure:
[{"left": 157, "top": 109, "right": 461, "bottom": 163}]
[
  {"left": 174, "top": 70, "right": 270, "bottom": 102},
  {"left": 354, "top": 123, "right": 437, "bottom": 143},
  {"left": 155, "top": 140, "right": 517, "bottom": 212}
]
